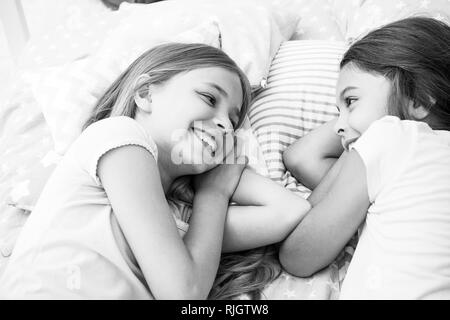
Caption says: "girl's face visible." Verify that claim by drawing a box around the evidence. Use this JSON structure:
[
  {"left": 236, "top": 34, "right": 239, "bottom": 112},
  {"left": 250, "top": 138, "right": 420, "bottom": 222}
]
[
  {"left": 334, "top": 63, "right": 391, "bottom": 151},
  {"left": 143, "top": 67, "right": 243, "bottom": 174}
]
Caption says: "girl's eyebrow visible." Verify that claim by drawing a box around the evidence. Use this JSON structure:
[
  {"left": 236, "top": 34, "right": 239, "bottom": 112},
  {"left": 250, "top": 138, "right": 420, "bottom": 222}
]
[
  {"left": 205, "top": 83, "right": 229, "bottom": 98},
  {"left": 339, "top": 86, "right": 358, "bottom": 100}
]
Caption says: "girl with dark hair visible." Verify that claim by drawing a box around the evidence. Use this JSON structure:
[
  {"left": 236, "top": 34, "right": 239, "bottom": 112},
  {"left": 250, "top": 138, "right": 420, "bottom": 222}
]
[
  {"left": 280, "top": 17, "right": 450, "bottom": 299},
  {"left": 0, "top": 43, "right": 310, "bottom": 299}
]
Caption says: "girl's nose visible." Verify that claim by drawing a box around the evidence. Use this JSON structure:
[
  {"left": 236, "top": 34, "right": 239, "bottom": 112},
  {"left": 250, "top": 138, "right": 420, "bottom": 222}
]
[
  {"left": 333, "top": 114, "right": 345, "bottom": 136},
  {"left": 213, "top": 117, "right": 231, "bottom": 132}
]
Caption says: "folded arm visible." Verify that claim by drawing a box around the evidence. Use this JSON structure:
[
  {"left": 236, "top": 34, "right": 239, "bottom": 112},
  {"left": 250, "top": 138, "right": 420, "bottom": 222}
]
[
  {"left": 222, "top": 168, "right": 311, "bottom": 253},
  {"left": 283, "top": 119, "right": 343, "bottom": 190},
  {"left": 279, "top": 150, "right": 370, "bottom": 277}
]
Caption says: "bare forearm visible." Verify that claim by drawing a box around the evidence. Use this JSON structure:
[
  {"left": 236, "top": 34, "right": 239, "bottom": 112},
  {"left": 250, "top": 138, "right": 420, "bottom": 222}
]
[
  {"left": 222, "top": 168, "right": 311, "bottom": 253},
  {"left": 280, "top": 198, "right": 365, "bottom": 277},
  {"left": 280, "top": 156, "right": 350, "bottom": 277},
  {"left": 307, "top": 151, "right": 348, "bottom": 206},
  {"left": 288, "top": 157, "right": 337, "bottom": 190},
  {"left": 183, "top": 190, "right": 229, "bottom": 297},
  {"left": 279, "top": 151, "right": 368, "bottom": 277},
  {"left": 222, "top": 199, "right": 310, "bottom": 253}
]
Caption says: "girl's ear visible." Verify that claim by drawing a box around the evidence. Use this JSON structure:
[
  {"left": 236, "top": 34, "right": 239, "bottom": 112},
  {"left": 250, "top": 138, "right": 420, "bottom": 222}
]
[
  {"left": 134, "top": 91, "right": 152, "bottom": 113},
  {"left": 134, "top": 74, "right": 152, "bottom": 113},
  {"left": 408, "top": 100, "right": 429, "bottom": 120}
]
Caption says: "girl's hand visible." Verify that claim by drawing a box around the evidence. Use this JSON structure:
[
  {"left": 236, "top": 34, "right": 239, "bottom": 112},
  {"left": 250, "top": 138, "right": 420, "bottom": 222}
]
[{"left": 193, "top": 159, "right": 248, "bottom": 199}]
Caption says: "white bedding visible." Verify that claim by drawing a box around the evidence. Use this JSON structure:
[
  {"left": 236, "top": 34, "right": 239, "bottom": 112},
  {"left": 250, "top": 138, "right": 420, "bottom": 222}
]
[{"left": 1, "top": 0, "right": 449, "bottom": 300}]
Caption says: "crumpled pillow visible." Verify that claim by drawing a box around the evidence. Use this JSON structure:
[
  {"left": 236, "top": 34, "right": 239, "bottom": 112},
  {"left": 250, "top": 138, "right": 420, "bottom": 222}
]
[
  {"left": 290, "top": 0, "right": 346, "bottom": 41},
  {"left": 33, "top": 19, "right": 220, "bottom": 155},
  {"left": 0, "top": 72, "right": 62, "bottom": 211},
  {"left": 338, "top": 0, "right": 450, "bottom": 43},
  {"left": 33, "top": 0, "right": 303, "bottom": 155},
  {"left": 112, "top": 0, "right": 303, "bottom": 87},
  {"left": 18, "top": 0, "right": 114, "bottom": 70}
]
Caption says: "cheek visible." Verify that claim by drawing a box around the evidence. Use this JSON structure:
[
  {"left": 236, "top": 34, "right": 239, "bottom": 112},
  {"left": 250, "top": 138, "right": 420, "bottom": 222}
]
[
  {"left": 160, "top": 98, "right": 213, "bottom": 126},
  {"left": 348, "top": 107, "right": 388, "bottom": 133},
  {"left": 188, "top": 112, "right": 216, "bottom": 129},
  {"left": 347, "top": 109, "right": 372, "bottom": 134}
]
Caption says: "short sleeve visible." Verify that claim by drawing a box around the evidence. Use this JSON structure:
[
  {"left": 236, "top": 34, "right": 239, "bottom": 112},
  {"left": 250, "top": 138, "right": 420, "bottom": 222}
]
[
  {"left": 68, "top": 116, "right": 158, "bottom": 185},
  {"left": 351, "top": 116, "right": 415, "bottom": 202}
]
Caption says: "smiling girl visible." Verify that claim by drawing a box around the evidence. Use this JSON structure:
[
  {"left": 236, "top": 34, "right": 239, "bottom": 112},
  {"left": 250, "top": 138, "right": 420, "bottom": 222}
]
[
  {"left": 280, "top": 17, "right": 450, "bottom": 299},
  {"left": 0, "top": 43, "right": 310, "bottom": 300}
]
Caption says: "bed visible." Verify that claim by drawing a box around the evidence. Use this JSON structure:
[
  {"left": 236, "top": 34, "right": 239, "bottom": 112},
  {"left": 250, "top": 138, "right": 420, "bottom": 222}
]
[{"left": 1, "top": 0, "right": 449, "bottom": 300}]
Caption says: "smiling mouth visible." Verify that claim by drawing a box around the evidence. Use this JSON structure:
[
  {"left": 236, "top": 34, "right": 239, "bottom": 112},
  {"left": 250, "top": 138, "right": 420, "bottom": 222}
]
[{"left": 192, "top": 128, "right": 217, "bottom": 155}]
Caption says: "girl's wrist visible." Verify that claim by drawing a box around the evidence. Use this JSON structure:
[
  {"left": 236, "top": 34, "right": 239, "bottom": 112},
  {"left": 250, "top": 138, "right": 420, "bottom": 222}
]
[{"left": 195, "top": 188, "right": 230, "bottom": 203}]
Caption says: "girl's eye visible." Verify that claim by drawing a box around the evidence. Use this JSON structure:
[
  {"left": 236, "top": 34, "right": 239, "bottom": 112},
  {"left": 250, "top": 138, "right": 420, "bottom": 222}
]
[
  {"left": 199, "top": 92, "right": 217, "bottom": 107},
  {"left": 345, "top": 97, "right": 357, "bottom": 107}
]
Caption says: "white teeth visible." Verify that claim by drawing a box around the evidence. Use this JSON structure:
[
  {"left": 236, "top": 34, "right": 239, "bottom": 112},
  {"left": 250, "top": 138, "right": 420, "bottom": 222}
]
[
  {"left": 193, "top": 129, "right": 217, "bottom": 153},
  {"left": 201, "top": 135, "right": 215, "bottom": 150}
]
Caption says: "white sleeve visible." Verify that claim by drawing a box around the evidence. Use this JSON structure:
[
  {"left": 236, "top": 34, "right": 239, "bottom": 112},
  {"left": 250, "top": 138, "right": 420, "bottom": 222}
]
[
  {"left": 69, "top": 116, "right": 158, "bottom": 186},
  {"left": 351, "top": 116, "right": 415, "bottom": 202}
]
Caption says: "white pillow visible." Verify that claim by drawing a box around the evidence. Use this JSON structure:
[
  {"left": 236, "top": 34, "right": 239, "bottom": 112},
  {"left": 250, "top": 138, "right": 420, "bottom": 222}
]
[
  {"left": 108, "top": 0, "right": 303, "bottom": 87},
  {"left": 34, "top": 0, "right": 303, "bottom": 154},
  {"left": 34, "top": 20, "right": 220, "bottom": 154},
  {"left": 290, "top": 0, "right": 346, "bottom": 41},
  {"left": 17, "top": 0, "right": 114, "bottom": 69}
]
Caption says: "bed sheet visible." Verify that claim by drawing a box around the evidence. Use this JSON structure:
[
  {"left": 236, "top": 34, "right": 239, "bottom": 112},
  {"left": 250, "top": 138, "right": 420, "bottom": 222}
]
[
  {"left": 0, "top": 205, "right": 29, "bottom": 280},
  {"left": 0, "top": 66, "right": 65, "bottom": 277}
]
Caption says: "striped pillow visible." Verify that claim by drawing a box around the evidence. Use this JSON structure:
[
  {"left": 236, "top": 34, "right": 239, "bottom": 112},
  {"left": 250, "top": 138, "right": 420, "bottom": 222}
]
[{"left": 248, "top": 40, "right": 348, "bottom": 198}]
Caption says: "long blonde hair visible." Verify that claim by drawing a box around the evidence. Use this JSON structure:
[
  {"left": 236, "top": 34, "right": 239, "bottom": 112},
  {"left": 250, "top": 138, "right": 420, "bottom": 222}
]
[
  {"left": 209, "top": 245, "right": 282, "bottom": 300},
  {"left": 84, "top": 42, "right": 251, "bottom": 130}
]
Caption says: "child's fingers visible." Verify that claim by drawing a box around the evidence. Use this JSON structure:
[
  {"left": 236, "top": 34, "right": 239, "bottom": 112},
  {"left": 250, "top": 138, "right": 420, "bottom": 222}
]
[{"left": 194, "top": 161, "right": 247, "bottom": 195}]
